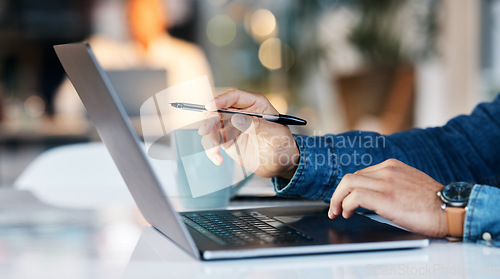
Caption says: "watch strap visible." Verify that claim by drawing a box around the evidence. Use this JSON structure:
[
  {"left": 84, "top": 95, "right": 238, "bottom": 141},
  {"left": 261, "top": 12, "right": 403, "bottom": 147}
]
[{"left": 445, "top": 206, "right": 465, "bottom": 237}]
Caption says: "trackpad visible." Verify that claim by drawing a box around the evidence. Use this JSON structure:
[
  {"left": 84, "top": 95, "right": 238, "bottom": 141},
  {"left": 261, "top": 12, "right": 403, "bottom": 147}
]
[{"left": 274, "top": 214, "right": 412, "bottom": 244}]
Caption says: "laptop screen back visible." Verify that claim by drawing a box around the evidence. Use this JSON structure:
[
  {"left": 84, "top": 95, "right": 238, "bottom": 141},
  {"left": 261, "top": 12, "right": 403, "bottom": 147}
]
[{"left": 54, "top": 42, "right": 199, "bottom": 259}]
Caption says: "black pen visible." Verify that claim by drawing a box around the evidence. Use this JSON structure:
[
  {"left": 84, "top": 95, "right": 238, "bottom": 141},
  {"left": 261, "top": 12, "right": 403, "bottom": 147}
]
[{"left": 170, "top": 102, "right": 307, "bottom": 126}]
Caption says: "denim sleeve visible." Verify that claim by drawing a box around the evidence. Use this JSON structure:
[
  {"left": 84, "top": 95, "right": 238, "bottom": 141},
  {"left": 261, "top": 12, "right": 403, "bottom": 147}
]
[
  {"left": 272, "top": 134, "right": 339, "bottom": 201},
  {"left": 273, "top": 94, "right": 500, "bottom": 201},
  {"left": 272, "top": 131, "right": 401, "bottom": 202},
  {"left": 464, "top": 184, "right": 500, "bottom": 247}
]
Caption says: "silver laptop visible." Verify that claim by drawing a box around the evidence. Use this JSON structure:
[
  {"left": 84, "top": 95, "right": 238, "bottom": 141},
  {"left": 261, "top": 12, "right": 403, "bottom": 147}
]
[{"left": 54, "top": 42, "right": 428, "bottom": 261}]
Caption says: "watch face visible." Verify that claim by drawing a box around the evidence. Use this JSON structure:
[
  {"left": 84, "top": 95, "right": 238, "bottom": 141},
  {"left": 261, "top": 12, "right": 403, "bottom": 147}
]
[{"left": 441, "top": 182, "right": 473, "bottom": 204}]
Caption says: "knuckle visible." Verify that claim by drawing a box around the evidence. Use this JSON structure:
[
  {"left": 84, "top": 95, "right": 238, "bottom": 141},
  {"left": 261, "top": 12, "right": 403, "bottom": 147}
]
[
  {"left": 222, "top": 88, "right": 237, "bottom": 96},
  {"left": 341, "top": 195, "right": 355, "bottom": 210},
  {"left": 380, "top": 166, "right": 396, "bottom": 176},
  {"left": 254, "top": 93, "right": 270, "bottom": 105},
  {"left": 255, "top": 93, "right": 267, "bottom": 101},
  {"left": 349, "top": 189, "right": 361, "bottom": 199},
  {"left": 378, "top": 182, "right": 394, "bottom": 198},
  {"left": 329, "top": 198, "right": 341, "bottom": 211},
  {"left": 384, "top": 158, "right": 401, "bottom": 166},
  {"left": 342, "top": 173, "right": 357, "bottom": 184},
  {"left": 378, "top": 182, "right": 391, "bottom": 193}
]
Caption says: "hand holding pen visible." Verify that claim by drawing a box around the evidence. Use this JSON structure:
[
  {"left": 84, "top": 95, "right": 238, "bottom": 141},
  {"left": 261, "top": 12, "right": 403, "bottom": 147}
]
[{"left": 193, "top": 89, "right": 301, "bottom": 180}]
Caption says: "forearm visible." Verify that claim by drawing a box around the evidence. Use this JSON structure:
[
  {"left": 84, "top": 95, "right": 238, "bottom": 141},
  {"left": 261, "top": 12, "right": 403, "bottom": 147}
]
[
  {"left": 273, "top": 95, "right": 500, "bottom": 201},
  {"left": 272, "top": 129, "right": 464, "bottom": 201},
  {"left": 379, "top": 95, "right": 500, "bottom": 185}
]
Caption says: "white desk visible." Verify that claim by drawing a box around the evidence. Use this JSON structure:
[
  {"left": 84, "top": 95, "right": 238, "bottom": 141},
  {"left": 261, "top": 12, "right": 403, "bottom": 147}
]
[{"left": 1, "top": 189, "right": 500, "bottom": 279}]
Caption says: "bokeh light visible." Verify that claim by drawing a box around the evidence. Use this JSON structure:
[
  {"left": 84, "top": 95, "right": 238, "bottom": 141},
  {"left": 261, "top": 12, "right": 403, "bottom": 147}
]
[
  {"left": 24, "top": 95, "right": 45, "bottom": 118},
  {"left": 249, "top": 9, "right": 277, "bottom": 42},
  {"left": 267, "top": 93, "right": 288, "bottom": 114},
  {"left": 206, "top": 14, "right": 237, "bottom": 46},
  {"left": 258, "top": 37, "right": 282, "bottom": 70}
]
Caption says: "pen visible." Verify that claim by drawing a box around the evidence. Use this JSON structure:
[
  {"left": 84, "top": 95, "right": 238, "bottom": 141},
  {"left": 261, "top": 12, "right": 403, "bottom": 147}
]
[{"left": 170, "top": 102, "right": 307, "bottom": 126}]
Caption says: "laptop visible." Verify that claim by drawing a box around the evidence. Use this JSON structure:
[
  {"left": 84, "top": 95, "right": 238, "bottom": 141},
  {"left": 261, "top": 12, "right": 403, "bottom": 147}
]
[
  {"left": 106, "top": 69, "right": 166, "bottom": 117},
  {"left": 54, "top": 42, "right": 429, "bottom": 261}
]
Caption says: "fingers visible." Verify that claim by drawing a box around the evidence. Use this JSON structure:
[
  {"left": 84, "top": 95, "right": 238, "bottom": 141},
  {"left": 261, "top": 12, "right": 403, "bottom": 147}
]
[
  {"left": 199, "top": 114, "right": 225, "bottom": 165},
  {"left": 198, "top": 113, "right": 221, "bottom": 136},
  {"left": 206, "top": 89, "right": 257, "bottom": 110},
  {"left": 328, "top": 173, "right": 386, "bottom": 218},
  {"left": 199, "top": 113, "right": 244, "bottom": 165},
  {"left": 327, "top": 158, "right": 448, "bottom": 237},
  {"left": 339, "top": 188, "right": 387, "bottom": 219},
  {"left": 201, "top": 130, "right": 223, "bottom": 165},
  {"left": 220, "top": 120, "right": 242, "bottom": 150},
  {"left": 205, "top": 89, "right": 279, "bottom": 114}
]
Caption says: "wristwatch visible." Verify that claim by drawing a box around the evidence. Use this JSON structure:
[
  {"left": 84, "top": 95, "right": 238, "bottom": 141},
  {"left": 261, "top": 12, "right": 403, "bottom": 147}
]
[{"left": 437, "top": 182, "right": 474, "bottom": 238}]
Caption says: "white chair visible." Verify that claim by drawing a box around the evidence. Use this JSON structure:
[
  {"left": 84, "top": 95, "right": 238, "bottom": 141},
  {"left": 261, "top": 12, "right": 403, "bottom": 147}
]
[{"left": 14, "top": 142, "right": 135, "bottom": 208}]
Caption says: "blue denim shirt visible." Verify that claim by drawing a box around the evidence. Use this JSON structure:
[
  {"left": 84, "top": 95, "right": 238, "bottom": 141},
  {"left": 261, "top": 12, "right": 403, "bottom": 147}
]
[{"left": 273, "top": 94, "right": 500, "bottom": 246}]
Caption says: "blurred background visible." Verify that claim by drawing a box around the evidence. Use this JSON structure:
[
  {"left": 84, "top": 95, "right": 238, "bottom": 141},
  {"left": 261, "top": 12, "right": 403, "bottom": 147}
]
[{"left": 1, "top": 0, "right": 499, "bottom": 186}]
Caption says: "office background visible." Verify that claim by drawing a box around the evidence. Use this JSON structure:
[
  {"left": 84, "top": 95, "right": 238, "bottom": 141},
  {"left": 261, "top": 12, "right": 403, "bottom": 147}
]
[
  {"left": 0, "top": 0, "right": 499, "bottom": 185},
  {"left": 2, "top": 1, "right": 500, "bottom": 278}
]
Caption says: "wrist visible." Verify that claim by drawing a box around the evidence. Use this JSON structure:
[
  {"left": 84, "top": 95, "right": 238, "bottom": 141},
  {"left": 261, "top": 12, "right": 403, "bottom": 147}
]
[
  {"left": 279, "top": 165, "right": 298, "bottom": 180},
  {"left": 278, "top": 145, "right": 300, "bottom": 180},
  {"left": 437, "top": 182, "right": 473, "bottom": 239}
]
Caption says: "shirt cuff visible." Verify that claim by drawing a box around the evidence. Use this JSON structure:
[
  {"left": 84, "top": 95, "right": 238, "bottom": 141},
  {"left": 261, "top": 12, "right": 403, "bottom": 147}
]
[
  {"left": 272, "top": 134, "right": 337, "bottom": 201},
  {"left": 464, "top": 184, "right": 500, "bottom": 247}
]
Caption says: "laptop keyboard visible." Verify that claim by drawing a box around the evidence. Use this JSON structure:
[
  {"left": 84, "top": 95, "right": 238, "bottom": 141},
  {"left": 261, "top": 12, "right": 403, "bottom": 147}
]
[{"left": 182, "top": 211, "right": 313, "bottom": 246}]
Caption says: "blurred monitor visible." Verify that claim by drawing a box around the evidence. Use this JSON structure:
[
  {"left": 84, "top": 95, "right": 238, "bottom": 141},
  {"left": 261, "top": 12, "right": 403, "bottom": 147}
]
[{"left": 106, "top": 69, "right": 167, "bottom": 117}]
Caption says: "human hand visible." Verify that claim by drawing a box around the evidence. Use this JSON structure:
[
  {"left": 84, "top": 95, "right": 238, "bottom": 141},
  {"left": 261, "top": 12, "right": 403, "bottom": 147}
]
[
  {"left": 328, "top": 159, "right": 447, "bottom": 237},
  {"left": 198, "top": 89, "right": 299, "bottom": 179}
]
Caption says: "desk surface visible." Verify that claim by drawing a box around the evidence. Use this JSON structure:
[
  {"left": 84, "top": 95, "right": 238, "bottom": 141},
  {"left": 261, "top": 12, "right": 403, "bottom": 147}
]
[{"left": 1, "top": 189, "right": 499, "bottom": 279}]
